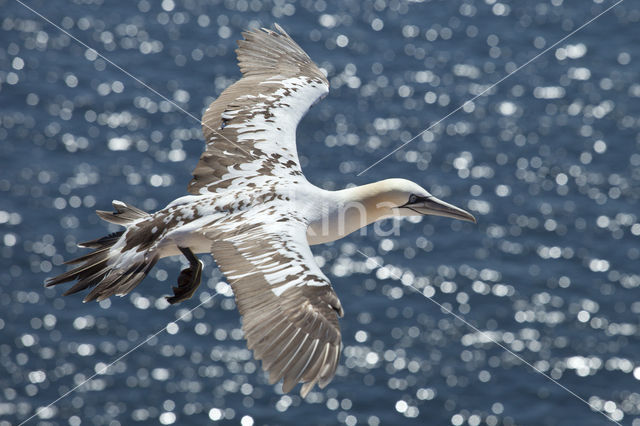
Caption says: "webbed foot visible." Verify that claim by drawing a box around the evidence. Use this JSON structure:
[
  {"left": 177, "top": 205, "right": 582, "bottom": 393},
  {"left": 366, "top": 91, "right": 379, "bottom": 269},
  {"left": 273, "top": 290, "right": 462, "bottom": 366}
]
[{"left": 166, "top": 247, "right": 203, "bottom": 304}]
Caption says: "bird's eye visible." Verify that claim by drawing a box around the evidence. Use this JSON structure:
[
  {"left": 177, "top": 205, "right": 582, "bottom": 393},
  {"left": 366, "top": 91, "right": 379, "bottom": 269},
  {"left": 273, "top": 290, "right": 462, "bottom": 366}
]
[{"left": 408, "top": 194, "right": 418, "bottom": 204}]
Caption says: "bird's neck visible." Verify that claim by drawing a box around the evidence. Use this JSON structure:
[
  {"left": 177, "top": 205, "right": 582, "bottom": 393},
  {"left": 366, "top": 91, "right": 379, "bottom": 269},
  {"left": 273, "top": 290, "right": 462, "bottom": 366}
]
[
  {"left": 306, "top": 181, "right": 398, "bottom": 245},
  {"left": 334, "top": 182, "right": 397, "bottom": 221}
]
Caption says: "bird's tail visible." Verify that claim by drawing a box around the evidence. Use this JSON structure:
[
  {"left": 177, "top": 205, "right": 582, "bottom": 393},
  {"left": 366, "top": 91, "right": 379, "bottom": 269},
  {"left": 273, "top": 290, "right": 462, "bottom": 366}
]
[{"left": 45, "top": 200, "right": 159, "bottom": 302}]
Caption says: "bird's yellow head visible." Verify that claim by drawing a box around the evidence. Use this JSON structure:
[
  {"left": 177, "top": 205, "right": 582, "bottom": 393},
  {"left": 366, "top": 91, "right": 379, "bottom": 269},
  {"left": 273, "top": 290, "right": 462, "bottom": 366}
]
[{"left": 367, "top": 178, "right": 476, "bottom": 223}]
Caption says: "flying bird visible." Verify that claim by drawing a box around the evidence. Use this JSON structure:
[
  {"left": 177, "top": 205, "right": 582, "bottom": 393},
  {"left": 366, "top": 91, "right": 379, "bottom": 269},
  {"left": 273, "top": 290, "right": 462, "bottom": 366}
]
[{"left": 47, "top": 24, "right": 476, "bottom": 397}]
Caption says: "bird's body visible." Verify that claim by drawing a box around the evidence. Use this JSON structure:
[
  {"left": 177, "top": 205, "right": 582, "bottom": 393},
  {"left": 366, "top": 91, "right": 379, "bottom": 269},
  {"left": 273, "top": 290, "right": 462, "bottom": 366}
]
[{"left": 47, "top": 24, "right": 475, "bottom": 396}]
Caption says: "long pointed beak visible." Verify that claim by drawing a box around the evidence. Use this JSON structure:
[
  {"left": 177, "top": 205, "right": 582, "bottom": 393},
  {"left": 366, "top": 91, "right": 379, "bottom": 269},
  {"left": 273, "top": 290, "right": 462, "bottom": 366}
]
[{"left": 406, "top": 196, "right": 477, "bottom": 223}]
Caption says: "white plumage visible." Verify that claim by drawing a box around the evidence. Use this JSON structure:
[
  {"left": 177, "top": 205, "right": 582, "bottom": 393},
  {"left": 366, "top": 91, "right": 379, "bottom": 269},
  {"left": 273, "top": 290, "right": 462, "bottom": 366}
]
[{"left": 47, "top": 24, "right": 475, "bottom": 396}]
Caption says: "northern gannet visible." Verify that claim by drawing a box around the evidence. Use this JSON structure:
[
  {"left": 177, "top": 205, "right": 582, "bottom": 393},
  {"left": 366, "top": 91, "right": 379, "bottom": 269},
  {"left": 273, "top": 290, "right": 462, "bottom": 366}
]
[{"left": 47, "top": 24, "right": 476, "bottom": 396}]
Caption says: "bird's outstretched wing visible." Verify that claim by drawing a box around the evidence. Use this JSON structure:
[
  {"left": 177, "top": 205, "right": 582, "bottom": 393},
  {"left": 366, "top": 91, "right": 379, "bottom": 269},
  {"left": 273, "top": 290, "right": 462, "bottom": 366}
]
[
  {"left": 206, "top": 217, "right": 343, "bottom": 397},
  {"left": 189, "top": 24, "right": 329, "bottom": 194}
]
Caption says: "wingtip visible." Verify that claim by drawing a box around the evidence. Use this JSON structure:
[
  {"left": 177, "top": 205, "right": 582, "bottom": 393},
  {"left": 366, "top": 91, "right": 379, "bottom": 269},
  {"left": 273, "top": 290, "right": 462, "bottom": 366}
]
[
  {"left": 300, "top": 380, "right": 317, "bottom": 398},
  {"left": 273, "top": 23, "right": 288, "bottom": 36}
]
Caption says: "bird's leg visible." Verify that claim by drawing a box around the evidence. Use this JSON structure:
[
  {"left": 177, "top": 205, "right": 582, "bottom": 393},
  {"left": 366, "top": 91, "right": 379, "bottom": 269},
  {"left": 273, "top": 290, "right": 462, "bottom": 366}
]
[{"left": 166, "top": 247, "right": 203, "bottom": 304}]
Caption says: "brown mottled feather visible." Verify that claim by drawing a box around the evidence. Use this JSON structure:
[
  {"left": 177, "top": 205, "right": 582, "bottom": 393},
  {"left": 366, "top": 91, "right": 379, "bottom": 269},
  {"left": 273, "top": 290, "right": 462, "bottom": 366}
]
[
  {"left": 209, "top": 222, "right": 342, "bottom": 397},
  {"left": 190, "top": 25, "right": 329, "bottom": 194},
  {"left": 46, "top": 201, "right": 158, "bottom": 303}
]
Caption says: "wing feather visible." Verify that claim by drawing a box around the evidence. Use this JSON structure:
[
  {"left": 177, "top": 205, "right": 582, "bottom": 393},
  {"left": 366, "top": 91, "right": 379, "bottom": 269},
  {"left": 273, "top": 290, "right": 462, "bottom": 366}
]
[
  {"left": 208, "top": 219, "right": 342, "bottom": 396},
  {"left": 190, "top": 25, "right": 329, "bottom": 194}
]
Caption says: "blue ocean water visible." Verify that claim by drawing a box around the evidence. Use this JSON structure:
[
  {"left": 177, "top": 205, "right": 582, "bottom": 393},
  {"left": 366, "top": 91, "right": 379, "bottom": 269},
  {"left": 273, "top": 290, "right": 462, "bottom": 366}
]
[{"left": 1, "top": 0, "right": 639, "bottom": 424}]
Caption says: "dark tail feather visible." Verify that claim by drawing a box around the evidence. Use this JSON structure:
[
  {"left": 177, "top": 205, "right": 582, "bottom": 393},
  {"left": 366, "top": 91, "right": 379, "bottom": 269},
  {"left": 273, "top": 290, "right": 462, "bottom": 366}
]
[
  {"left": 96, "top": 200, "right": 148, "bottom": 226},
  {"left": 45, "top": 242, "right": 117, "bottom": 289},
  {"left": 77, "top": 231, "right": 124, "bottom": 249},
  {"left": 82, "top": 255, "right": 158, "bottom": 302},
  {"left": 46, "top": 200, "right": 158, "bottom": 302}
]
